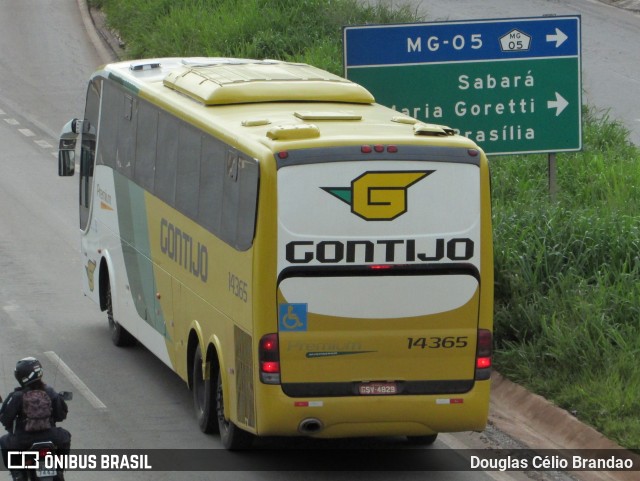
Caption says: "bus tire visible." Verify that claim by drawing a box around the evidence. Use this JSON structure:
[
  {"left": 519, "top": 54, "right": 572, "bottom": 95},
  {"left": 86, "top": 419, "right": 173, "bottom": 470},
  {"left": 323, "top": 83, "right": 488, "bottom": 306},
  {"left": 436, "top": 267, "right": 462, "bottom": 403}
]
[
  {"left": 106, "top": 281, "right": 136, "bottom": 347},
  {"left": 192, "top": 344, "right": 218, "bottom": 434},
  {"left": 216, "top": 367, "right": 254, "bottom": 450},
  {"left": 406, "top": 433, "right": 438, "bottom": 445}
]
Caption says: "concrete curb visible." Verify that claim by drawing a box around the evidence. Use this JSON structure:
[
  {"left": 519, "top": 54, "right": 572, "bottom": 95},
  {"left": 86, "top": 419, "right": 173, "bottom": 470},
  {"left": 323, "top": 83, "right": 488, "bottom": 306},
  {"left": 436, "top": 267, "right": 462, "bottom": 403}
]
[
  {"left": 598, "top": 0, "right": 640, "bottom": 14},
  {"left": 490, "top": 372, "right": 639, "bottom": 481},
  {"left": 76, "top": 0, "right": 119, "bottom": 64}
]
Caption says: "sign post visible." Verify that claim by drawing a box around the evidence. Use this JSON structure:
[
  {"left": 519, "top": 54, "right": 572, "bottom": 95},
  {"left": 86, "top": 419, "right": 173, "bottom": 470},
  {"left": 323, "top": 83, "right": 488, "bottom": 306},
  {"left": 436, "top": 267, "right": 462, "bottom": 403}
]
[{"left": 344, "top": 16, "right": 582, "bottom": 156}]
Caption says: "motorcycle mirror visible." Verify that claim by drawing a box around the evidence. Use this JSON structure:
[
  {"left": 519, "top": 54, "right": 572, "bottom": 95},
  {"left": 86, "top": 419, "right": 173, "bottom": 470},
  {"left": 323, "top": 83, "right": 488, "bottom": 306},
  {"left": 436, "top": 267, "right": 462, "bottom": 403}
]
[{"left": 59, "top": 391, "right": 73, "bottom": 401}]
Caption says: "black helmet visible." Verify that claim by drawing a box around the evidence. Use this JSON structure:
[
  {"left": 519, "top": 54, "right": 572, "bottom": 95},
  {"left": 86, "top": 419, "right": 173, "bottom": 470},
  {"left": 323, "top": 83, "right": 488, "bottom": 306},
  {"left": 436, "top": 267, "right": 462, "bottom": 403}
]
[{"left": 14, "top": 357, "right": 44, "bottom": 387}]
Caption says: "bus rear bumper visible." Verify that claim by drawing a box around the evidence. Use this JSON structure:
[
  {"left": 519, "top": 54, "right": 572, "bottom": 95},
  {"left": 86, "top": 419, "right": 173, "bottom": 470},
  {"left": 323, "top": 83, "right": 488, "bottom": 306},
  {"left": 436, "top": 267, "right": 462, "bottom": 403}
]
[{"left": 255, "top": 380, "right": 491, "bottom": 438}]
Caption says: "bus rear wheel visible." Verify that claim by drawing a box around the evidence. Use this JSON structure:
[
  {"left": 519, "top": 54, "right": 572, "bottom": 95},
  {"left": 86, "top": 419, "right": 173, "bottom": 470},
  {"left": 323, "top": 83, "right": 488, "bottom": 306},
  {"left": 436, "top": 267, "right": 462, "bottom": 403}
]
[
  {"left": 216, "top": 367, "right": 254, "bottom": 449},
  {"left": 192, "top": 344, "right": 218, "bottom": 434},
  {"left": 106, "top": 281, "right": 135, "bottom": 347}
]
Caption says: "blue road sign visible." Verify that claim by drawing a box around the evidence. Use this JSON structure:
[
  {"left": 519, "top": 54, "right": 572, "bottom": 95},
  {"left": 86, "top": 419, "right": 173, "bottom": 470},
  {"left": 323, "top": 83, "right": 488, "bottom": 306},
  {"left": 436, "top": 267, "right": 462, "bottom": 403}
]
[
  {"left": 344, "top": 16, "right": 582, "bottom": 155},
  {"left": 344, "top": 16, "right": 580, "bottom": 66}
]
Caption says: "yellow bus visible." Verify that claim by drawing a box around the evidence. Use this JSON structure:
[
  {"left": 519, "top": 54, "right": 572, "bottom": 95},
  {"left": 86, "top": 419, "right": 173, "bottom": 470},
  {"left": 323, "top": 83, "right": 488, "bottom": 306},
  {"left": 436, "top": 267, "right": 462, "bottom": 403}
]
[{"left": 58, "top": 58, "right": 493, "bottom": 449}]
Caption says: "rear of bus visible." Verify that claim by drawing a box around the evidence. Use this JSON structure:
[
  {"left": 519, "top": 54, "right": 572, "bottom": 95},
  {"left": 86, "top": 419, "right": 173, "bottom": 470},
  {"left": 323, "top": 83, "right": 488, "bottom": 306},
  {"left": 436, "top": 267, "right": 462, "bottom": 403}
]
[{"left": 258, "top": 133, "right": 493, "bottom": 440}]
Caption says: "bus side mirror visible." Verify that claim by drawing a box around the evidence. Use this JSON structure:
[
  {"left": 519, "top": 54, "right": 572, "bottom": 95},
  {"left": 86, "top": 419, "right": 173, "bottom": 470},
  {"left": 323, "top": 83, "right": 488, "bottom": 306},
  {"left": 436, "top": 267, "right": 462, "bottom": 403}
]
[
  {"left": 58, "top": 119, "right": 79, "bottom": 176},
  {"left": 58, "top": 142, "right": 76, "bottom": 176}
]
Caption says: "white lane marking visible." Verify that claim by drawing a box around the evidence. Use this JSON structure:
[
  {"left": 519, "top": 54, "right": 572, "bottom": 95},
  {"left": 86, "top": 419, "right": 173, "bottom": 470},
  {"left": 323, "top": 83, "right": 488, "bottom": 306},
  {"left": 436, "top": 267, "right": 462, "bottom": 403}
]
[
  {"left": 44, "top": 351, "right": 107, "bottom": 410},
  {"left": 18, "top": 128, "right": 35, "bottom": 137},
  {"left": 0, "top": 111, "right": 57, "bottom": 152},
  {"left": 34, "top": 139, "right": 53, "bottom": 148},
  {"left": 2, "top": 303, "right": 20, "bottom": 312}
]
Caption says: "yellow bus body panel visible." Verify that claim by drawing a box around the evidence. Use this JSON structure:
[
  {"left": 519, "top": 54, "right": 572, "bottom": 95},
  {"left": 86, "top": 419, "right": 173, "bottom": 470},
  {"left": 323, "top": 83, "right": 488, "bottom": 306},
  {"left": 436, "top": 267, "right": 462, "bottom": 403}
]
[{"left": 78, "top": 58, "right": 493, "bottom": 439}]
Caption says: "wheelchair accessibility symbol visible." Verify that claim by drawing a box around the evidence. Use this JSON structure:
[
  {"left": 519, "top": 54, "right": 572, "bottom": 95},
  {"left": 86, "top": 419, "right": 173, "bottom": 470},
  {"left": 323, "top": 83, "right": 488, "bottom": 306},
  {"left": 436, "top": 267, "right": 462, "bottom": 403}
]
[{"left": 279, "top": 303, "right": 308, "bottom": 332}]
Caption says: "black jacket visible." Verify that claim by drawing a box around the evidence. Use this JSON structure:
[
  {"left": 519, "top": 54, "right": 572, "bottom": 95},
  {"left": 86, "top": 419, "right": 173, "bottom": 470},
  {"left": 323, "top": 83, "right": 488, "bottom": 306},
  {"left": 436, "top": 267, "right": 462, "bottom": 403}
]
[{"left": 0, "top": 384, "right": 68, "bottom": 434}]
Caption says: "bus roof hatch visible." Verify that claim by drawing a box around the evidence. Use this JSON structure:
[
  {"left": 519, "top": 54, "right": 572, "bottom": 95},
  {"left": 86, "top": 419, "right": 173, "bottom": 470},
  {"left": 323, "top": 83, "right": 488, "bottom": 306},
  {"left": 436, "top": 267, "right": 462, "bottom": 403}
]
[{"left": 162, "top": 61, "right": 375, "bottom": 106}]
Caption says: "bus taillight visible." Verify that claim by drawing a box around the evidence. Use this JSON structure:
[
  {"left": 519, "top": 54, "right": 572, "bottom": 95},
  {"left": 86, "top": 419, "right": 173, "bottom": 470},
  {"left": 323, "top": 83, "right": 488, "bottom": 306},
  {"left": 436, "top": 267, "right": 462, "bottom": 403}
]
[
  {"left": 475, "top": 329, "right": 492, "bottom": 380},
  {"left": 259, "top": 333, "right": 280, "bottom": 384}
]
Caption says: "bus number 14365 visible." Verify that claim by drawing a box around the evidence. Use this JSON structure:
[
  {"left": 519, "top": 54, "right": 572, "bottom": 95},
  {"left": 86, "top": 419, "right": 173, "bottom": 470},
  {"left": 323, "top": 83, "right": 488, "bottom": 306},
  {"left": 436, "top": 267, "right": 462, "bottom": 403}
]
[{"left": 407, "top": 337, "right": 469, "bottom": 349}]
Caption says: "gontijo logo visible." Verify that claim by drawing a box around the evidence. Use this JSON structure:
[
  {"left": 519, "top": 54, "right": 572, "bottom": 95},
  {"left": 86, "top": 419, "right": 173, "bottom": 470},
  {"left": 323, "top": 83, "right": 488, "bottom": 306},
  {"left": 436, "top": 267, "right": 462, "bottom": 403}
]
[{"left": 322, "top": 171, "right": 434, "bottom": 220}]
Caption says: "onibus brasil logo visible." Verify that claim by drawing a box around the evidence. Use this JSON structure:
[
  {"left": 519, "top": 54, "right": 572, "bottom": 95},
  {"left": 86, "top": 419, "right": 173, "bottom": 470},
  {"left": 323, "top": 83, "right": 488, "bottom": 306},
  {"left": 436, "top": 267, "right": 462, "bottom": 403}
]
[{"left": 322, "top": 170, "right": 434, "bottom": 220}]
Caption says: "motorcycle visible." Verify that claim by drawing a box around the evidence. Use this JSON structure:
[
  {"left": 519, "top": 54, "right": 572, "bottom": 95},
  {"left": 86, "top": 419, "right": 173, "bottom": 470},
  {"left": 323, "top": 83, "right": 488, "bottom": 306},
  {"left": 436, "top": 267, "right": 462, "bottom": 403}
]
[
  {"left": 3, "top": 391, "right": 72, "bottom": 481},
  {"left": 19, "top": 440, "right": 61, "bottom": 481}
]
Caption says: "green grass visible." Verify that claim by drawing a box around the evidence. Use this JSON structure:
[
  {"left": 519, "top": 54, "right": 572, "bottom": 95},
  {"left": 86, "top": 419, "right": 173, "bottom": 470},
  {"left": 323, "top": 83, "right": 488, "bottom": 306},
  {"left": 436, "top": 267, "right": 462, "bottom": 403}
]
[
  {"left": 492, "top": 107, "right": 640, "bottom": 448},
  {"left": 91, "top": 0, "right": 640, "bottom": 449},
  {"left": 90, "top": 0, "right": 417, "bottom": 74}
]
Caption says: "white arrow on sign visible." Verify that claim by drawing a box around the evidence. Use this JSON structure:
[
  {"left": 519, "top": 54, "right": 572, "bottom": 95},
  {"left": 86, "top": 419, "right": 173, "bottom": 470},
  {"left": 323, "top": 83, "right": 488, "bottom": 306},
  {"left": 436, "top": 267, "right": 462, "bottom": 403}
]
[
  {"left": 546, "top": 28, "right": 568, "bottom": 47},
  {"left": 547, "top": 92, "right": 569, "bottom": 116}
]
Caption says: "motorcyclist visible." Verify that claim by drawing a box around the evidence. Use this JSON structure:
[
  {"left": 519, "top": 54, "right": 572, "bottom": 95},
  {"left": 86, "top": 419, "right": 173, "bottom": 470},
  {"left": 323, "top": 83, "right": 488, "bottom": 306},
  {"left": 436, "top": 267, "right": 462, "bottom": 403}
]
[{"left": 0, "top": 357, "right": 71, "bottom": 481}]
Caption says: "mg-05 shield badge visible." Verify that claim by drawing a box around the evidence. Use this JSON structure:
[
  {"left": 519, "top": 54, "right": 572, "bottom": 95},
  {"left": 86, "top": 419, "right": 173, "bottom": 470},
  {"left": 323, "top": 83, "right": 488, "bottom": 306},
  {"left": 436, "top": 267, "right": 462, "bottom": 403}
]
[{"left": 322, "top": 170, "right": 434, "bottom": 221}]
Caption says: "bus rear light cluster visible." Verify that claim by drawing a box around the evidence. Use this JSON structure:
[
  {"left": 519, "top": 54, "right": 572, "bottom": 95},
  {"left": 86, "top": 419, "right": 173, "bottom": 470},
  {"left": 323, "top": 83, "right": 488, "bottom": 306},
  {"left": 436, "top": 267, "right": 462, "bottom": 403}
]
[
  {"left": 369, "top": 264, "right": 393, "bottom": 270},
  {"left": 475, "top": 329, "right": 492, "bottom": 380},
  {"left": 259, "top": 333, "right": 281, "bottom": 384},
  {"left": 361, "top": 145, "right": 398, "bottom": 154}
]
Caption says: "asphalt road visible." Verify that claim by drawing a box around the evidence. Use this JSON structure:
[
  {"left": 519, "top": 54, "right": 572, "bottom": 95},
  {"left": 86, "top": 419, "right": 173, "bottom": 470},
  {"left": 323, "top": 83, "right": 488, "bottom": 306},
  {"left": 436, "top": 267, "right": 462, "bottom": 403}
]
[
  {"left": 0, "top": 111, "right": 555, "bottom": 480},
  {"left": 0, "top": 0, "right": 632, "bottom": 480}
]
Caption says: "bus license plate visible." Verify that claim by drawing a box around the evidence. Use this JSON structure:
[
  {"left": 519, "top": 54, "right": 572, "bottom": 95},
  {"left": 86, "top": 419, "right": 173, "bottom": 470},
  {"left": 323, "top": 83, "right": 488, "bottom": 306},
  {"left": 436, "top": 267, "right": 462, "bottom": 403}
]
[
  {"left": 37, "top": 469, "right": 57, "bottom": 477},
  {"left": 358, "top": 382, "right": 397, "bottom": 395}
]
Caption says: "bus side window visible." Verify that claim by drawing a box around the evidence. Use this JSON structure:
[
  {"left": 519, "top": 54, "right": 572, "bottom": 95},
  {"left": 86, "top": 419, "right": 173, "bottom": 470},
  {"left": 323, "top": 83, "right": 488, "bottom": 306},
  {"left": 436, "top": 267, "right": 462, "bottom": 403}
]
[
  {"left": 116, "top": 95, "right": 137, "bottom": 179},
  {"left": 222, "top": 150, "right": 259, "bottom": 251},
  {"left": 98, "top": 81, "right": 119, "bottom": 170},
  {"left": 155, "top": 114, "right": 178, "bottom": 206},
  {"left": 135, "top": 100, "right": 158, "bottom": 192},
  {"left": 198, "top": 137, "right": 225, "bottom": 234},
  {"left": 222, "top": 150, "right": 241, "bottom": 247},
  {"left": 176, "top": 124, "right": 201, "bottom": 219},
  {"left": 80, "top": 126, "right": 96, "bottom": 209},
  {"left": 236, "top": 157, "right": 259, "bottom": 251},
  {"left": 80, "top": 80, "right": 101, "bottom": 231}
]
